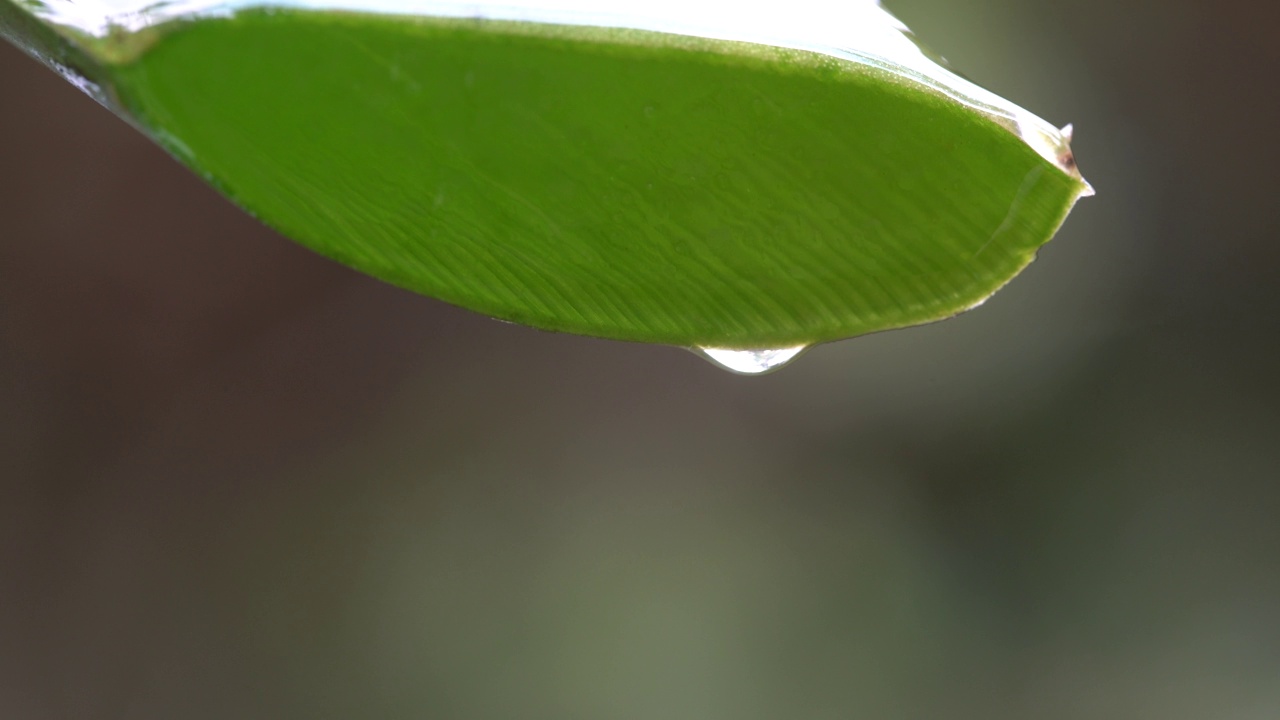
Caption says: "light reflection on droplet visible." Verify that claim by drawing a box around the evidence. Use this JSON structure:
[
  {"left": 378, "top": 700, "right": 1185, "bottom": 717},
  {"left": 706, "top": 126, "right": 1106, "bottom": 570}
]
[
  {"left": 692, "top": 344, "right": 809, "bottom": 375},
  {"left": 51, "top": 60, "right": 108, "bottom": 106}
]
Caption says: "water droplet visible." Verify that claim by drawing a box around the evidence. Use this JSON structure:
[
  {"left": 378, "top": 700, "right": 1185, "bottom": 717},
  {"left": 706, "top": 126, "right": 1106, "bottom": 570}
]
[
  {"left": 51, "top": 61, "right": 108, "bottom": 107},
  {"left": 692, "top": 345, "right": 809, "bottom": 375}
]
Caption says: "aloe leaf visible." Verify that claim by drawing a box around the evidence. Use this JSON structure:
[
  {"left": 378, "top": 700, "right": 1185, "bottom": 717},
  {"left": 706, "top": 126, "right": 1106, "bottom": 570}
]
[{"left": 1, "top": 0, "right": 1092, "bottom": 364}]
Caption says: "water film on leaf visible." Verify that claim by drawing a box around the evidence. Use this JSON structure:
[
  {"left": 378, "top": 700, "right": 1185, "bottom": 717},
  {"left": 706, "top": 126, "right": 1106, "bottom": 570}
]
[{"left": 1, "top": 0, "right": 1093, "bottom": 373}]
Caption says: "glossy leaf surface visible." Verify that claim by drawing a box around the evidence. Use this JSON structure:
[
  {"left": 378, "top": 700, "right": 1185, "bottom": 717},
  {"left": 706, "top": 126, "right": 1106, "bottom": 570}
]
[{"left": 1, "top": 1, "right": 1091, "bottom": 350}]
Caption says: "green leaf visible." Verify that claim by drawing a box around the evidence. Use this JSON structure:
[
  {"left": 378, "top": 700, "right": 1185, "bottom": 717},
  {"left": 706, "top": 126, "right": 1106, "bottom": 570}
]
[{"left": 2, "top": 0, "right": 1091, "bottom": 364}]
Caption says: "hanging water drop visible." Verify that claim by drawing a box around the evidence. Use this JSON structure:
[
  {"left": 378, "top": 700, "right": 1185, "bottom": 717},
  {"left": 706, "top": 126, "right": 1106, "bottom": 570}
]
[{"left": 692, "top": 345, "right": 809, "bottom": 375}]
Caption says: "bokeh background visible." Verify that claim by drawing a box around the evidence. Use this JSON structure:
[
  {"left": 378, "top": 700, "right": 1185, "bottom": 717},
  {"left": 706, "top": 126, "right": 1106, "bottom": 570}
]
[{"left": 3, "top": 0, "right": 1278, "bottom": 717}]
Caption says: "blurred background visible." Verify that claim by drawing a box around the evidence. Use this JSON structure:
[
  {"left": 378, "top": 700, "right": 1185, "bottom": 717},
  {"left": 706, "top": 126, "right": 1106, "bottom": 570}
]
[{"left": 2, "top": 0, "right": 1278, "bottom": 717}]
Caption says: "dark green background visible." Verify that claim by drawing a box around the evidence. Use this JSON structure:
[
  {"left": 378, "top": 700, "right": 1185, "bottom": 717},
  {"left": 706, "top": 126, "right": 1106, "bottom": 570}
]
[{"left": 2, "top": 0, "right": 1277, "bottom": 717}]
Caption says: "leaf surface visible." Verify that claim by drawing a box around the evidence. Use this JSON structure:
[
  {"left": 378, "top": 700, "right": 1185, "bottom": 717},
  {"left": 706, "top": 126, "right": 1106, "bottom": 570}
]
[{"left": 2, "top": 0, "right": 1092, "bottom": 350}]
